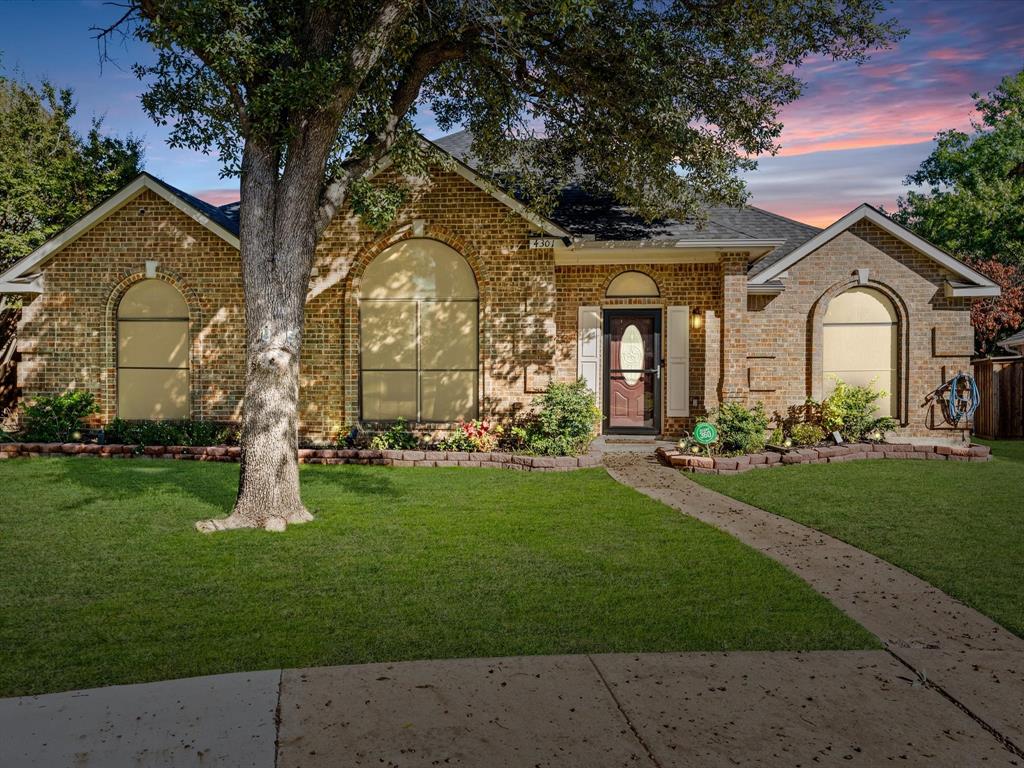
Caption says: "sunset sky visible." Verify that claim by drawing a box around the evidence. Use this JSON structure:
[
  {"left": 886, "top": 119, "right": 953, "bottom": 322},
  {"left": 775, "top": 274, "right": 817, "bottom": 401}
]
[{"left": 2, "top": 0, "right": 1022, "bottom": 227}]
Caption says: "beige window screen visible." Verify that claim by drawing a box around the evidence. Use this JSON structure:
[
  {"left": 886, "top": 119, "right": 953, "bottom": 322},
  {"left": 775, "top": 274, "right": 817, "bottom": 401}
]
[
  {"left": 117, "top": 280, "right": 189, "bottom": 420},
  {"left": 360, "top": 239, "right": 478, "bottom": 422},
  {"left": 822, "top": 287, "right": 897, "bottom": 417},
  {"left": 606, "top": 271, "right": 659, "bottom": 297}
]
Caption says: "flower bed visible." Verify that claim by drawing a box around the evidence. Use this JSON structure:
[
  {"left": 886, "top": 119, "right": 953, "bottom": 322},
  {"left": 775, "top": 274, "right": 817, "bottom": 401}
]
[
  {"left": 0, "top": 442, "right": 602, "bottom": 471},
  {"left": 657, "top": 442, "right": 992, "bottom": 475}
]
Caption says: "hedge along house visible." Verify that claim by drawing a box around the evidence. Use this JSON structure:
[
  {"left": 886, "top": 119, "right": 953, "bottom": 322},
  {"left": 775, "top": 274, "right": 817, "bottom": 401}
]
[{"left": 0, "top": 131, "right": 1000, "bottom": 443}]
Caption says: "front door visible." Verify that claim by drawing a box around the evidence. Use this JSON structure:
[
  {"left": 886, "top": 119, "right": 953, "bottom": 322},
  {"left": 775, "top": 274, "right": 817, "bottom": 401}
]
[{"left": 604, "top": 309, "right": 660, "bottom": 434}]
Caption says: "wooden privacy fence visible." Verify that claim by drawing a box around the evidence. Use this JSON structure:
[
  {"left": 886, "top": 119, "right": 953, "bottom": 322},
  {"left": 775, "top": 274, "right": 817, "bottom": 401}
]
[
  {"left": 0, "top": 305, "right": 18, "bottom": 420},
  {"left": 972, "top": 357, "right": 1024, "bottom": 439}
]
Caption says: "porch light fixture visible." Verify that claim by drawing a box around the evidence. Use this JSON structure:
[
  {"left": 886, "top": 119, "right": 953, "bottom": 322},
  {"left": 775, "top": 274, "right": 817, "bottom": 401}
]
[{"left": 691, "top": 307, "right": 703, "bottom": 330}]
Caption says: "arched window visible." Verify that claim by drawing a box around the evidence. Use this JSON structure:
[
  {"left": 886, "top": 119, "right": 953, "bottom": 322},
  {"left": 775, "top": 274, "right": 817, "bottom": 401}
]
[
  {"left": 606, "top": 271, "right": 659, "bottom": 298},
  {"left": 823, "top": 287, "right": 897, "bottom": 416},
  {"left": 117, "top": 280, "right": 190, "bottom": 420},
  {"left": 360, "top": 239, "right": 478, "bottom": 421}
]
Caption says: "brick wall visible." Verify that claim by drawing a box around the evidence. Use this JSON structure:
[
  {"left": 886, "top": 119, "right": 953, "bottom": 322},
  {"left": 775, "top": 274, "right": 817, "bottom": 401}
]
[
  {"left": 17, "top": 189, "right": 246, "bottom": 427},
  {"left": 16, "top": 172, "right": 559, "bottom": 440},
  {"left": 741, "top": 220, "right": 974, "bottom": 438},
  {"left": 13, "top": 180, "right": 976, "bottom": 443}
]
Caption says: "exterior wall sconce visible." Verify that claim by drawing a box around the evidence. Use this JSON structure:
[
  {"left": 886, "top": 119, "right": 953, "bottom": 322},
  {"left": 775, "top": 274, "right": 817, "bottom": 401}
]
[{"left": 691, "top": 307, "right": 703, "bottom": 330}]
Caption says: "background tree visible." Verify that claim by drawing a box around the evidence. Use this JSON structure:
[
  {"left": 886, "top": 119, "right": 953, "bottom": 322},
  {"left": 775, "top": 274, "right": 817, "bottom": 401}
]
[
  {"left": 104, "top": 0, "right": 902, "bottom": 531},
  {"left": 0, "top": 66, "right": 143, "bottom": 417},
  {"left": 892, "top": 70, "right": 1024, "bottom": 351},
  {"left": 962, "top": 258, "right": 1024, "bottom": 355},
  {"left": 0, "top": 69, "right": 144, "bottom": 274}
]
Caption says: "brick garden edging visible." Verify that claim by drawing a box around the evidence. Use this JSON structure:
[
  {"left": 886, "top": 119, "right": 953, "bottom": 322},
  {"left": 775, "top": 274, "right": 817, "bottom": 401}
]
[
  {"left": 656, "top": 442, "right": 992, "bottom": 475},
  {"left": 0, "top": 443, "right": 603, "bottom": 472}
]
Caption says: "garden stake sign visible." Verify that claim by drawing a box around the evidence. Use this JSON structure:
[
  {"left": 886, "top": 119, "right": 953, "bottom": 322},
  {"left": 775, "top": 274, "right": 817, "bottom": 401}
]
[{"left": 693, "top": 422, "right": 718, "bottom": 455}]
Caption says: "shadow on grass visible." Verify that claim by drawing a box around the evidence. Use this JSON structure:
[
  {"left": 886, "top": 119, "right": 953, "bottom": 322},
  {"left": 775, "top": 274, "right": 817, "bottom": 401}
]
[{"left": 55, "top": 457, "right": 403, "bottom": 519}]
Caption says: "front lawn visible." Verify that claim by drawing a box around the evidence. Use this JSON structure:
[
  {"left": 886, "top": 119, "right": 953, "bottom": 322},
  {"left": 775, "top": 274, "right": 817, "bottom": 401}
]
[
  {"left": 694, "top": 439, "right": 1024, "bottom": 638},
  {"left": 0, "top": 459, "right": 873, "bottom": 697}
]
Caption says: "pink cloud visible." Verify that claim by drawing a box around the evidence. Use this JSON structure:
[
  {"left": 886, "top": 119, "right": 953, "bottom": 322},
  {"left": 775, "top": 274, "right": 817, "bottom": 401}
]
[
  {"left": 192, "top": 188, "right": 239, "bottom": 206},
  {"left": 928, "top": 48, "right": 985, "bottom": 62},
  {"left": 776, "top": 97, "right": 975, "bottom": 156}
]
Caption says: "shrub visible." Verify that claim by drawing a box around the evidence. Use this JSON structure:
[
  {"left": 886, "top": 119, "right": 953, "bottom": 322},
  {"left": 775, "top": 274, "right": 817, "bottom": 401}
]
[
  {"left": 499, "top": 424, "right": 530, "bottom": 453},
  {"left": 369, "top": 418, "right": 418, "bottom": 450},
  {"left": 712, "top": 401, "right": 769, "bottom": 455},
  {"left": 789, "top": 422, "right": 825, "bottom": 446},
  {"left": 336, "top": 424, "right": 368, "bottom": 449},
  {"left": 104, "top": 419, "right": 234, "bottom": 446},
  {"left": 818, "top": 380, "right": 898, "bottom": 442},
  {"left": 524, "top": 379, "right": 601, "bottom": 456},
  {"left": 439, "top": 420, "right": 503, "bottom": 452},
  {"left": 22, "top": 391, "right": 98, "bottom": 442}
]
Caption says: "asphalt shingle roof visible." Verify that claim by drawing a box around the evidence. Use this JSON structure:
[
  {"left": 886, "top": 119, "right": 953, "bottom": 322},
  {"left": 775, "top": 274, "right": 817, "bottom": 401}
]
[
  {"left": 160, "top": 132, "right": 822, "bottom": 272},
  {"left": 145, "top": 173, "right": 241, "bottom": 237},
  {"left": 431, "top": 131, "right": 820, "bottom": 273}
]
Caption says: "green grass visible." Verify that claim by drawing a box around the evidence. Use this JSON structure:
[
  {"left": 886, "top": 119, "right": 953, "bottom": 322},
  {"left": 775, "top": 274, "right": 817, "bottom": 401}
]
[
  {"left": 0, "top": 459, "right": 874, "bottom": 696},
  {"left": 694, "top": 440, "right": 1024, "bottom": 639}
]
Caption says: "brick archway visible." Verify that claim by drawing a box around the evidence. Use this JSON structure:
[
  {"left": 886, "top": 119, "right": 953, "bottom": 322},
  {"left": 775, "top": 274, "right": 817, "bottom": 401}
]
[
  {"left": 808, "top": 277, "right": 910, "bottom": 424},
  {"left": 600, "top": 267, "right": 662, "bottom": 301},
  {"left": 104, "top": 270, "right": 205, "bottom": 423}
]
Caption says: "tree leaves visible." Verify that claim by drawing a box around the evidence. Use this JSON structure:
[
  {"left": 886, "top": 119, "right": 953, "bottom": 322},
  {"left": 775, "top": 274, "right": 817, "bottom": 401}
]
[
  {"left": 893, "top": 69, "right": 1024, "bottom": 268},
  {"left": 0, "top": 72, "right": 144, "bottom": 273},
  {"left": 112, "top": 0, "right": 903, "bottom": 230}
]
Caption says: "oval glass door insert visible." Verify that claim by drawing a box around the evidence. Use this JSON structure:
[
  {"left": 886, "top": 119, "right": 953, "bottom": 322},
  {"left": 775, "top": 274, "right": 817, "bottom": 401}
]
[{"left": 620, "top": 324, "right": 644, "bottom": 385}]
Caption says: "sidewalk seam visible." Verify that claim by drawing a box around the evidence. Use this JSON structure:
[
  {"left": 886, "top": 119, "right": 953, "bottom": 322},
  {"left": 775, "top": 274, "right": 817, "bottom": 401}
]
[
  {"left": 886, "top": 649, "right": 1024, "bottom": 760},
  {"left": 273, "top": 669, "right": 283, "bottom": 768},
  {"left": 587, "top": 655, "right": 663, "bottom": 768}
]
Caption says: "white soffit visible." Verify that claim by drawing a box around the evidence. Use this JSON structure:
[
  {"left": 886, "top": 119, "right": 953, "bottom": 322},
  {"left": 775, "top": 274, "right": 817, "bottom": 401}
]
[{"left": 555, "top": 241, "right": 781, "bottom": 266}]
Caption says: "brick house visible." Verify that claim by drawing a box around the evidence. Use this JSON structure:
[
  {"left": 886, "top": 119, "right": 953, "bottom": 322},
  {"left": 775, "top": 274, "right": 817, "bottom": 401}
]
[{"left": 0, "top": 131, "right": 999, "bottom": 443}]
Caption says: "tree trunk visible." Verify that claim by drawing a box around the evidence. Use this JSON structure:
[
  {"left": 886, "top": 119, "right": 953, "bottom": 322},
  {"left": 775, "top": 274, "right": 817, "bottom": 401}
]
[{"left": 197, "top": 142, "right": 328, "bottom": 533}]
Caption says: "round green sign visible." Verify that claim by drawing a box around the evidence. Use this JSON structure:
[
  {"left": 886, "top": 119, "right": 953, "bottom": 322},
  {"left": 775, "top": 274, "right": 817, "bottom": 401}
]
[{"left": 693, "top": 422, "right": 718, "bottom": 445}]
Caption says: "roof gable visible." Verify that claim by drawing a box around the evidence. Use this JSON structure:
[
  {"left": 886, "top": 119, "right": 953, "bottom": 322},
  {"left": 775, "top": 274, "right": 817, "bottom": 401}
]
[
  {"left": 0, "top": 174, "right": 240, "bottom": 292},
  {"left": 747, "top": 204, "right": 999, "bottom": 297}
]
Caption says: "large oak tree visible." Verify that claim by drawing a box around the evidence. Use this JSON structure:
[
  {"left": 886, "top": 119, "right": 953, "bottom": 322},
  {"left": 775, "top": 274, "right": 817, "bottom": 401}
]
[{"left": 103, "top": 0, "right": 901, "bottom": 531}]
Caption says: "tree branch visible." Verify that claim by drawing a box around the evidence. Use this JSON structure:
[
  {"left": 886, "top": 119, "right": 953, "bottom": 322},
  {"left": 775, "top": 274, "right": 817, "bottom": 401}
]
[
  {"left": 315, "top": 37, "right": 468, "bottom": 234},
  {"left": 132, "top": 0, "right": 251, "bottom": 132}
]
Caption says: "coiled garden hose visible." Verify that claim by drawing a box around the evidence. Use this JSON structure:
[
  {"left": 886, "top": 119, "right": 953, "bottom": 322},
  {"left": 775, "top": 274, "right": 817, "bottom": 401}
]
[{"left": 946, "top": 371, "right": 980, "bottom": 425}]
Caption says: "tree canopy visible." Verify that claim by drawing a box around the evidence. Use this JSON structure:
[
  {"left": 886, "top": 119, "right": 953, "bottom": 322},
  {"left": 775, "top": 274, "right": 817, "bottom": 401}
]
[
  {"left": 0, "top": 68, "right": 144, "bottom": 274},
  {"left": 893, "top": 69, "right": 1024, "bottom": 267},
  {"left": 116, "top": 0, "right": 903, "bottom": 230},
  {"left": 891, "top": 69, "right": 1024, "bottom": 352}
]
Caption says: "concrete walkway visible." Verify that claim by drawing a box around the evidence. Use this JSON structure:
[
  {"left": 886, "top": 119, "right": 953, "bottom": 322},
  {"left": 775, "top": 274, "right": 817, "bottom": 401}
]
[
  {"left": 3, "top": 455, "right": 1022, "bottom": 767},
  {"left": 4, "top": 650, "right": 1021, "bottom": 767},
  {"left": 605, "top": 452, "right": 1024, "bottom": 758}
]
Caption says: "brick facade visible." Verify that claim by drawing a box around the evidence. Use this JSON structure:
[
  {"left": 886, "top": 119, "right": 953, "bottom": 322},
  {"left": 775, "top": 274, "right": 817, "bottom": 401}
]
[
  {"left": 742, "top": 220, "right": 974, "bottom": 439},
  {"left": 14, "top": 175, "right": 975, "bottom": 442}
]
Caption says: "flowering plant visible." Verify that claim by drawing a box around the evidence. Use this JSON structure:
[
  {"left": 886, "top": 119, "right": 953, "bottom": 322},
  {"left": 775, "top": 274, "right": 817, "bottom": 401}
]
[{"left": 440, "top": 419, "right": 504, "bottom": 452}]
